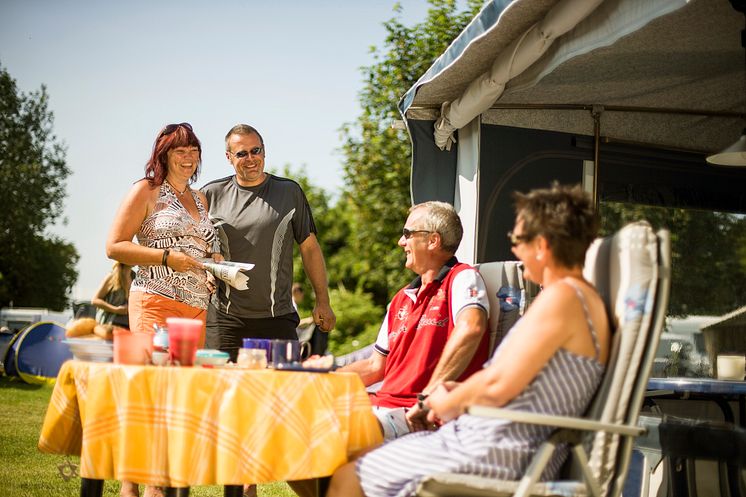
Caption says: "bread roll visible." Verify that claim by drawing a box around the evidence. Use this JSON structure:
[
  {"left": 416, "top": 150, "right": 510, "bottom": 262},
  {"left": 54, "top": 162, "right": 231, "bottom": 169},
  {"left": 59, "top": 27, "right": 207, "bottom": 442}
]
[
  {"left": 66, "top": 317, "right": 97, "bottom": 337},
  {"left": 93, "top": 323, "right": 114, "bottom": 340}
]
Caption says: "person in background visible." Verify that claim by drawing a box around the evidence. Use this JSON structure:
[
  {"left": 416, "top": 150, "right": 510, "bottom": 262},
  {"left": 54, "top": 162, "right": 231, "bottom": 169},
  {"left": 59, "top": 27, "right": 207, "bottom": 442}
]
[
  {"left": 201, "top": 124, "right": 335, "bottom": 362},
  {"left": 90, "top": 261, "right": 135, "bottom": 333},
  {"left": 338, "top": 201, "right": 490, "bottom": 441},
  {"left": 326, "top": 183, "right": 610, "bottom": 497},
  {"left": 105, "top": 122, "right": 222, "bottom": 497}
]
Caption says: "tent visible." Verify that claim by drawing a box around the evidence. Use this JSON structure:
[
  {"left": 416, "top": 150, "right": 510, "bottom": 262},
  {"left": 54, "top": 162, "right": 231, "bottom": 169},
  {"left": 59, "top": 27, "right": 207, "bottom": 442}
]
[
  {"left": 398, "top": 0, "right": 746, "bottom": 263},
  {"left": 2, "top": 322, "right": 72, "bottom": 384}
]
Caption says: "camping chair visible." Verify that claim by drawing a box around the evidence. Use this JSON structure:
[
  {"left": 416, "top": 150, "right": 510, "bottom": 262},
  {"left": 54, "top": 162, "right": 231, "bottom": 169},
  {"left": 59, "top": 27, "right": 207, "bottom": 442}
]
[
  {"left": 475, "top": 261, "right": 540, "bottom": 353},
  {"left": 416, "top": 221, "right": 671, "bottom": 497}
]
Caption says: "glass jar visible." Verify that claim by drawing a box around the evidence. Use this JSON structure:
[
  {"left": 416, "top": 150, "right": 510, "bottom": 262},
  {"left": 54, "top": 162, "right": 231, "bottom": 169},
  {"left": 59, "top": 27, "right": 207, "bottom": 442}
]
[{"left": 237, "top": 348, "right": 267, "bottom": 369}]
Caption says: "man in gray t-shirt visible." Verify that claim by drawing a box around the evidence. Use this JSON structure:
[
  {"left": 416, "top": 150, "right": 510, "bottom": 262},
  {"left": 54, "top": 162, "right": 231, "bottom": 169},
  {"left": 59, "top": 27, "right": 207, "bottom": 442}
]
[{"left": 201, "top": 124, "right": 336, "bottom": 360}]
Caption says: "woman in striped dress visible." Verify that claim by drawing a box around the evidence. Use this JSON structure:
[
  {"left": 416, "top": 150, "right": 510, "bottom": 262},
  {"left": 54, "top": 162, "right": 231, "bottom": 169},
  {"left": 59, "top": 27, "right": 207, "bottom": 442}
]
[{"left": 327, "top": 183, "right": 610, "bottom": 497}]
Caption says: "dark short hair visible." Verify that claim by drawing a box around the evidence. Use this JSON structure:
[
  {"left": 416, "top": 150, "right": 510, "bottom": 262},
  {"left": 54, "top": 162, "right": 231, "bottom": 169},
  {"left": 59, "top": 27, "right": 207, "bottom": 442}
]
[
  {"left": 513, "top": 183, "right": 598, "bottom": 268},
  {"left": 145, "top": 123, "right": 202, "bottom": 186},
  {"left": 225, "top": 124, "right": 264, "bottom": 151}
]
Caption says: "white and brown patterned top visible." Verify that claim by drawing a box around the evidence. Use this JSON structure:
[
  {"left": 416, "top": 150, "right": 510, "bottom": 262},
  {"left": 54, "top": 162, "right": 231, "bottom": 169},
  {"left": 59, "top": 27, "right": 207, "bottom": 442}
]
[{"left": 131, "top": 182, "right": 217, "bottom": 310}]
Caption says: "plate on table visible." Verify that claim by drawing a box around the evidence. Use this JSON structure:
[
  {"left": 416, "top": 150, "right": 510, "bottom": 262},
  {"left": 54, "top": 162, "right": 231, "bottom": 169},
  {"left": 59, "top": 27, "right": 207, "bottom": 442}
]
[
  {"left": 274, "top": 363, "right": 336, "bottom": 373},
  {"left": 63, "top": 338, "right": 114, "bottom": 363}
]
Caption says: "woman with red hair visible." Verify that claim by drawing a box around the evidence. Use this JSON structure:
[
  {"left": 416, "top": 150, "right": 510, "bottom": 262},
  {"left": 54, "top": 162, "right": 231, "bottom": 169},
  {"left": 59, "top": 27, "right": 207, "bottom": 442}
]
[{"left": 106, "top": 123, "right": 222, "bottom": 496}]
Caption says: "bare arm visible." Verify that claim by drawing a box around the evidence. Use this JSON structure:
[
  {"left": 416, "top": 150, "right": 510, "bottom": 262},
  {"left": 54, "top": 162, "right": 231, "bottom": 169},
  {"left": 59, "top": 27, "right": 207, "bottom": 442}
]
[
  {"left": 406, "top": 306, "right": 487, "bottom": 430},
  {"left": 90, "top": 275, "right": 126, "bottom": 315},
  {"left": 338, "top": 350, "right": 387, "bottom": 387},
  {"left": 427, "top": 283, "right": 597, "bottom": 423},
  {"left": 423, "top": 306, "right": 487, "bottom": 393},
  {"left": 106, "top": 181, "right": 205, "bottom": 273},
  {"left": 299, "top": 234, "right": 336, "bottom": 331}
]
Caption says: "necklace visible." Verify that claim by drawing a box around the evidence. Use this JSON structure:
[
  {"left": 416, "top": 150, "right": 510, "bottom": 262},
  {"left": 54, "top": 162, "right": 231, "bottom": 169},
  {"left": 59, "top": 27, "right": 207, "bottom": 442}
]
[{"left": 166, "top": 179, "right": 189, "bottom": 196}]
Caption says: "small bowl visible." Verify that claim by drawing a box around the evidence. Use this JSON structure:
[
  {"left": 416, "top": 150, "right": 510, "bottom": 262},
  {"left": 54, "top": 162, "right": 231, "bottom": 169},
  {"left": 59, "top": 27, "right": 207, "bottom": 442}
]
[
  {"left": 194, "top": 349, "right": 230, "bottom": 367},
  {"left": 152, "top": 351, "right": 170, "bottom": 366}
]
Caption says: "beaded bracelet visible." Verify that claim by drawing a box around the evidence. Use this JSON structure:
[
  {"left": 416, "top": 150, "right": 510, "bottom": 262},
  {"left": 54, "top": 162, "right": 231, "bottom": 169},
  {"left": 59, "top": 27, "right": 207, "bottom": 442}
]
[{"left": 162, "top": 249, "right": 170, "bottom": 267}]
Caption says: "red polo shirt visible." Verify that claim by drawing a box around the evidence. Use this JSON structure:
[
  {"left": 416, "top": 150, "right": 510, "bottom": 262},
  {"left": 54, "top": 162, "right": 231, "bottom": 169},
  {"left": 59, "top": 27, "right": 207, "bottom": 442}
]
[{"left": 370, "top": 258, "right": 489, "bottom": 408}]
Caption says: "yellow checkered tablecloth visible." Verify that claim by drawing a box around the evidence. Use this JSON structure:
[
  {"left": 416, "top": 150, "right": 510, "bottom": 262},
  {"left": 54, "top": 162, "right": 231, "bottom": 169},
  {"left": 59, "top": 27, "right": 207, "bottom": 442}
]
[{"left": 39, "top": 360, "right": 382, "bottom": 487}]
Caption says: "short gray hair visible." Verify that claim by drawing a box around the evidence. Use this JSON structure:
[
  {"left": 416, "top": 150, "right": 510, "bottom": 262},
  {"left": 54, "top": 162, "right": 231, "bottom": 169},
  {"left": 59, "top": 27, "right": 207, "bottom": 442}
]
[
  {"left": 225, "top": 124, "right": 264, "bottom": 151},
  {"left": 410, "top": 201, "right": 463, "bottom": 254}
]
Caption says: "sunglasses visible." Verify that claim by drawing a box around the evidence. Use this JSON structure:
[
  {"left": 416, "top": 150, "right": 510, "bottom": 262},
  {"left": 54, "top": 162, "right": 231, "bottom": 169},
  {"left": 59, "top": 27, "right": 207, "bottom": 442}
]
[
  {"left": 507, "top": 231, "right": 532, "bottom": 247},
  {"left": 402, "top": 228, "right": 431, "bottom": 239},
  {"left": 160, "top": 122, "right": 192, "bottom": 137},
  {"left": 230, "top": 147, "right": 264, "bottom": 159}
]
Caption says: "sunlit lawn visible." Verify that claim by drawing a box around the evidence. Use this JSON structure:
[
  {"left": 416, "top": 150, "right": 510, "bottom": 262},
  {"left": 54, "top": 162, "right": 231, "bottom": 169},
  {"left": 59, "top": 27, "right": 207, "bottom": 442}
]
[{"left": 0, "top": 375, "right": 294, "bottom": 497}]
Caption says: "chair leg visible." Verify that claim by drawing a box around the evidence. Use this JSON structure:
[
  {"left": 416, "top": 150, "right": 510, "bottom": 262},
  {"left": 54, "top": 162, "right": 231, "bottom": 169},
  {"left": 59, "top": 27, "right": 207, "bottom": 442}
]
[
  {"left": 80, "top": 478, "right": 104, "bottom": 497},
  {"left": 571, "top": 443, "right": 602, "bottom": 497},
  {"left": 513, "top": 439, "right": 557, "bottom": 497}
]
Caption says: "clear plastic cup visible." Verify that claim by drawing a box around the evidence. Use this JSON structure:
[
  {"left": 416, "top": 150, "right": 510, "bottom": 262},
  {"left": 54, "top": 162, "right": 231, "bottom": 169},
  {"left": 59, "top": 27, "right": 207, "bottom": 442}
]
[{"left": 167, "top": 317, "right": 203, "bottom": 367}]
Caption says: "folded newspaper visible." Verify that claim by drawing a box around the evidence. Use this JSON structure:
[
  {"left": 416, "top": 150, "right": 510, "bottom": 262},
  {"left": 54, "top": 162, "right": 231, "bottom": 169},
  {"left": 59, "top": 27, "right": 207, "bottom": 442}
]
[{"left": 201, "top": 260, "right": 255, "bottom": 290}]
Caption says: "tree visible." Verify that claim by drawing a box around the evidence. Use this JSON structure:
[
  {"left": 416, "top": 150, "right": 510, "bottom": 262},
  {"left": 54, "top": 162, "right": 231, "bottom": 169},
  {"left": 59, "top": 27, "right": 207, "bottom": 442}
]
[
  {"left": 0, "top": 63, "right": 78, "bottom": 310},
  {"left": 340, "top": 0, "right": 483, "bottom": 304}
]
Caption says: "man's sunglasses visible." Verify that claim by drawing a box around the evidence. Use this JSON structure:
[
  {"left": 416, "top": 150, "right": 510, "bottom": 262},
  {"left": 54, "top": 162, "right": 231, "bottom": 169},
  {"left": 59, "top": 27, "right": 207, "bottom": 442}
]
[
  {"left": 507, "top": 231, "right": 532, "bottom": 247},
  {"left": 229, "top": 147, "right": 264, "bottom": 159},
  {"left": 160, "top": 122, "right": 192, "bottom": 137},
  {"left": 402, "top": 228, "right": 431, "bottom": 239}
]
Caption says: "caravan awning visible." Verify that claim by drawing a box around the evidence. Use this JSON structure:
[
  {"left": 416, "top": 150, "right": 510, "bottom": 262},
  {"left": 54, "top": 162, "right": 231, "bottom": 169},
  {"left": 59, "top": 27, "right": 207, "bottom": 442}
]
[{"left": 399, "top": 0, "right": 745, "bottom": 154}]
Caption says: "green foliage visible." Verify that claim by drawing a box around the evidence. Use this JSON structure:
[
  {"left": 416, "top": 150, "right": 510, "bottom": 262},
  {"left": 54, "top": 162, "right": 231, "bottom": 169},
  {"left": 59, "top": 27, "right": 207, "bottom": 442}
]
[
  {"left": 340, "top": 0, "right": 483, "bottom": 304},
  {"left": 600, "top": 202, "right": 746, "bottom": 316},
  {"left": 279, "top": 2, "right": 483, "bottom": 348},
  {"left": 326, "top": 285, "right": 385, "bottom": 355},
  {"left": 0, "top": 63, "right": 78, "bottom": 310}
]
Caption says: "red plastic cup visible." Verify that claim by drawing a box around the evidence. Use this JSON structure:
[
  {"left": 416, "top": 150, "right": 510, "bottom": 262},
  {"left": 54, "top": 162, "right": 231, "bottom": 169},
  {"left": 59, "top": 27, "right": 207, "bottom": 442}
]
[
  {"left": 166, "top": 317, "right": 203, "bottom": 367},
  {"left": 113, "top": 328, "right": 154, "bottom": 365}
]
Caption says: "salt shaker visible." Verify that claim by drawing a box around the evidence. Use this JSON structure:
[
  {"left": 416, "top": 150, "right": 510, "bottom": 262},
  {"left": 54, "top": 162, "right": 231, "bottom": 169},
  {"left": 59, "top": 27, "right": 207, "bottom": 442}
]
[{"left": 153, "top": 324, "right": 169, "bottom": 353}]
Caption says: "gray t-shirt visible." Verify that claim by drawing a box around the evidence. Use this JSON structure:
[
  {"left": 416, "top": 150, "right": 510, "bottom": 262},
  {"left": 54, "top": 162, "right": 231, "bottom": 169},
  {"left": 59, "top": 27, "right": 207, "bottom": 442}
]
[{"left": 201, "top": 174, "right": 316, "bottom": 318}]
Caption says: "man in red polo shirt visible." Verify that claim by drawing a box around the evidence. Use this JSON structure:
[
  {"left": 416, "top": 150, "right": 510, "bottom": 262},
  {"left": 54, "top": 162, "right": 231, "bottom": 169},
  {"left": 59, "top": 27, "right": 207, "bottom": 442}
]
[{"left": 339, "top": 201, "right": 489, "bottom": 440}]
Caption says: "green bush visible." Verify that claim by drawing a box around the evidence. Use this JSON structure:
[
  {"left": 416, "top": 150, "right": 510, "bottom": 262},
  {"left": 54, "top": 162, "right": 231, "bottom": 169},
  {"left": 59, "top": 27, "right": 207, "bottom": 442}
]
[{"left": 326, "top": 285, "right": 385, "bottom": 356}]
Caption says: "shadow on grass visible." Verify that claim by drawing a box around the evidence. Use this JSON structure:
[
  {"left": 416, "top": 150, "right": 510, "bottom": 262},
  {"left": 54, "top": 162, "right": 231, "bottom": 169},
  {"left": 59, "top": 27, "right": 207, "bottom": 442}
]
[{"left": 0, "top": 375, "right": 47, "bottom": 391}]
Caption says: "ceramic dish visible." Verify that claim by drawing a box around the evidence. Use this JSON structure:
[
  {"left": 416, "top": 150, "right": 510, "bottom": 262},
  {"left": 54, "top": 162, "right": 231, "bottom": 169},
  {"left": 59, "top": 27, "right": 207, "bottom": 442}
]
[
  {"left": 63, "top": 338, "right": 114, "bottom": 363},
  {"left": 194, "top": 349, "right": 230, "bottom": 367}
]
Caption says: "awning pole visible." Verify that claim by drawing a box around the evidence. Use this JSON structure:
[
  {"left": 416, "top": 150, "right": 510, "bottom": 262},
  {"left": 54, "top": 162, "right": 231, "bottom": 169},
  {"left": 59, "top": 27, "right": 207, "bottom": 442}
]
[{"left": 592, "top": 105, "right": 603, "bottom": 208}]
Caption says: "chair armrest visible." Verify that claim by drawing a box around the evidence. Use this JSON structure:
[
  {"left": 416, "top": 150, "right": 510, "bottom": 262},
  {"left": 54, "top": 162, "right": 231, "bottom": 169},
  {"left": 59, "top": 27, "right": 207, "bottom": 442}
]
[{"left": 467, "top": 405, "right": 645, "bottom": 437}]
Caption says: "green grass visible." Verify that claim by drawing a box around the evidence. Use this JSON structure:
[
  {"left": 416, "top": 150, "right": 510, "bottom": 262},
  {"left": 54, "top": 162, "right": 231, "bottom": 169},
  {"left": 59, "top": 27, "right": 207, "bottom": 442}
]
[{"left": 0, "top": 375, "right": 294, "bottom": 497}]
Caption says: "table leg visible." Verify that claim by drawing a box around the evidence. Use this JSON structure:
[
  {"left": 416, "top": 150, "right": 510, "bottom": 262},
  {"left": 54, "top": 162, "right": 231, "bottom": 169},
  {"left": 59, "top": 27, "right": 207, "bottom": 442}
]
[
  {"left": 224, "top": 484, "right": 243, "bottom": 497},
  {"left": 164, "top": 487, "right": 190, "bottom": 497},
  {"left": 80, "top": 478, "right": 104, "bottom": 497},
  {"left": 317, "top": 476, "right": 331, "bottom": 496}
]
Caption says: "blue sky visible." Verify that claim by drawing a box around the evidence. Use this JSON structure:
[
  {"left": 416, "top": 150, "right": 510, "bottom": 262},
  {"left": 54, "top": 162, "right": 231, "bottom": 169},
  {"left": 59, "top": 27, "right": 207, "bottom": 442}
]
[{"left": 0, "top": 0, "right": 439, "bottom": 303}]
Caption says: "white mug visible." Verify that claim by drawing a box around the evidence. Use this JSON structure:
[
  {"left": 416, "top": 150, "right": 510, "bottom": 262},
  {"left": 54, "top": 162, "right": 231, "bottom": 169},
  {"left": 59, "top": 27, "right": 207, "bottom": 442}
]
[{"left": 716, "top": 354, "right": 746, "bottom": 380}]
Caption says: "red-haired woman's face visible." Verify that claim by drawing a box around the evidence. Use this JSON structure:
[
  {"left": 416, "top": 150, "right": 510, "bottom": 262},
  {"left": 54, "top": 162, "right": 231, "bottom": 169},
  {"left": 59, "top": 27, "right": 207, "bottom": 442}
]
[{"left": 166, "top": 146, "right": 200, "bottom": 183}]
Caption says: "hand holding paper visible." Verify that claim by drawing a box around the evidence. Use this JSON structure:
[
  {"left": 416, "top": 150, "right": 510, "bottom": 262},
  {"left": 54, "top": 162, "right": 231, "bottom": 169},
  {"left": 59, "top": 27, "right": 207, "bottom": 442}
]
[{"left": 201, "top": 260, "right": 255, "bottom": 290}]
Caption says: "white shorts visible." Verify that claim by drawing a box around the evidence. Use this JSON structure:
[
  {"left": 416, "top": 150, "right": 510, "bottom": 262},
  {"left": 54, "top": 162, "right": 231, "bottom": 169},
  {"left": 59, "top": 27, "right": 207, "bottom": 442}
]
[{"left": 372, "top": 406, "right": 411, "bottom": 441}]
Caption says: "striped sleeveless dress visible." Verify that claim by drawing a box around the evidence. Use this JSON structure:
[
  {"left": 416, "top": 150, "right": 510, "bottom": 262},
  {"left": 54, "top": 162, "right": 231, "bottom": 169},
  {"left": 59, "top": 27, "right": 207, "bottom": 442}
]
[{"left": 356, "top": 279, "right": 606, "bottom": 497}]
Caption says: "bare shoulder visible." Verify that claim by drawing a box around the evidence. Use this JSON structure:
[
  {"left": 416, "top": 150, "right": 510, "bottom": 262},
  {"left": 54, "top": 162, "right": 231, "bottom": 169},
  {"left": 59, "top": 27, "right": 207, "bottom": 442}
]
[
  {"left": 127, "top": 179, "right": 159, "bottom": 200},
  {"left": 532, "top": 280, "right": 581, "bottom": 313}
]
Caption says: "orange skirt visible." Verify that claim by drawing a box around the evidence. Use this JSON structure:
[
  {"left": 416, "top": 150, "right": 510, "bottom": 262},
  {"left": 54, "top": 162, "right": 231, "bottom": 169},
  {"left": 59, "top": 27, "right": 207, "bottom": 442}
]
[{"left": 128, "top": 291, "right": 206, "bottom": 347}]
